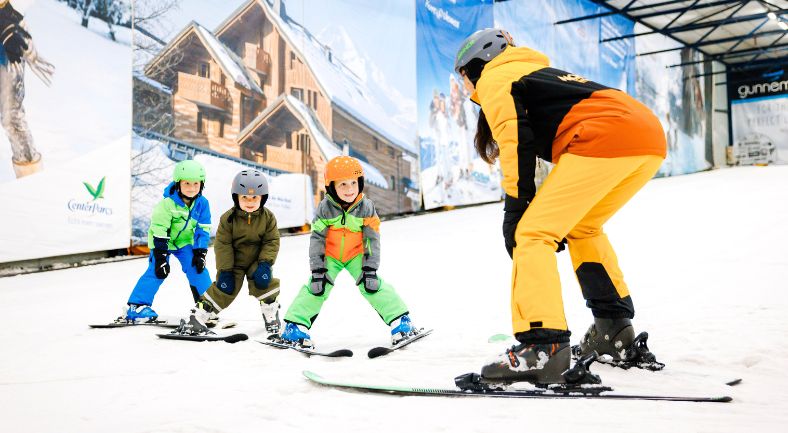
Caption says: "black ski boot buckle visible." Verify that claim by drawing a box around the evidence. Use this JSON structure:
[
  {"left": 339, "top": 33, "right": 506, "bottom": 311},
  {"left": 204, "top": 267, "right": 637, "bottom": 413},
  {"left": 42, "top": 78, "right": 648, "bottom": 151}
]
[
  {"left": 454, "top": 373, "right": 507, "bottom": 392},
  {"left": 623, "top": 332, "right": 665, "bottom": 371},
  {"left": 562, "top": 352, "right": 603, "bottom": 385}
]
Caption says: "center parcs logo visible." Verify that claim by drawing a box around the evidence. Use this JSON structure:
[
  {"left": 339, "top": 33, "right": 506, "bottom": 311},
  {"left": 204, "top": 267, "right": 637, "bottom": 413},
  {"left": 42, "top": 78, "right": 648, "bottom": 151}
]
[
  {"left": 83, "top": 176, "right": 106, "bottom": 201},
  {"left": 67, "top": 176, "right": 113, "bottom": 216}
]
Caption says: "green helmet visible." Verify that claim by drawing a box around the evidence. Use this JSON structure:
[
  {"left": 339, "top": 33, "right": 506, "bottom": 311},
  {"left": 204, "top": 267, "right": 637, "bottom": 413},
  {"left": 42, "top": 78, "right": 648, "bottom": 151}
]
[{"left": 173, "top": 159, "right": 206, "bottom": 182}]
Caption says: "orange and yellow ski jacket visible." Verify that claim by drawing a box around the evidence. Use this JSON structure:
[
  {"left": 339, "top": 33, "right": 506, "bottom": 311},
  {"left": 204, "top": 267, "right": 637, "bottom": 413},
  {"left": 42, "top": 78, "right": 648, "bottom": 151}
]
[{"left": 472, "top": 46, "right": 667, "bottom": 201}]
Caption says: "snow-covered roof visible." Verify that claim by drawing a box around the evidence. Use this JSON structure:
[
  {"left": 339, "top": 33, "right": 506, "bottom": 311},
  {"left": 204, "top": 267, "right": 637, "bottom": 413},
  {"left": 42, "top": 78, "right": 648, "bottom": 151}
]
[
  {"left": 248, "top": 0, "right": 415, "bottom": 154},
  {"left": 238, "top": 94, "right": 389, "bottom": 189},
  {"left": 193, "top": 23, "right": 263, "bottom": 94},
  {"left": 133, "top": 72, "right": 172, "bottom": 94}
]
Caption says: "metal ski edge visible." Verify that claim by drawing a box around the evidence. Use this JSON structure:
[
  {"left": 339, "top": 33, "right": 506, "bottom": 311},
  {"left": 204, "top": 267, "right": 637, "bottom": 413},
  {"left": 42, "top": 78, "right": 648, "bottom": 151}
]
[
  {"left": 156, "top": 333, "right": 248, "bottom": 343},
  {"left": 258, "top": 339, "right": 353, "bottom": 357},
  {"left": 301, "top": 371, "right": 733, "bottom": 402}
]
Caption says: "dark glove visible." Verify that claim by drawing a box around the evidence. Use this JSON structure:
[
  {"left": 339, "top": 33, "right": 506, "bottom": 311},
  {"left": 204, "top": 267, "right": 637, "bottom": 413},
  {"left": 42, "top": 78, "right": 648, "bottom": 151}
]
[
  {"left": 502, "top": 195, "right": 530, "bottom": 259},
  {"left": 0, "top": 24, "right": 30, "bottom": 64},
  {"left": 356, "top": 266, "right": 379, "bottom": 293},
  {"left": 191, "top": 248, "right": 207, "bottom": 274},
  {"left": 217, "top": 271, "right": 235, "bottom": 295},
  {"left": 253, "top": 262, "right": 272, "bottom": 289},
  {"left": 309, "top": 268, "right": 333, "bottom": 296},
  {"left": 152, "top": 249, "right": 169, "bottom": 279}
]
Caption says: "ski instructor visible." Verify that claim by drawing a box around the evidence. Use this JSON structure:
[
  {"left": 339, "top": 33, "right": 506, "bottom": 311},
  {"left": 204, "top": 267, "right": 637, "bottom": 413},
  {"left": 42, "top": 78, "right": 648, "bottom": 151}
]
[{"left": 454, "top": 29, "right": 666, "bottom": 385}]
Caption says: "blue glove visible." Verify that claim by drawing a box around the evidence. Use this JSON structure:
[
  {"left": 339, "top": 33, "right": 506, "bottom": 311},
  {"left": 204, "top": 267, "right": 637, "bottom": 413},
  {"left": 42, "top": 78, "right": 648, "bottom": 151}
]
[
  {"left": 253, "top": 262, "right": 272, "bottom": 289},
  {"left": 217, "top": 271, "right": 235, "bottom": 295}
]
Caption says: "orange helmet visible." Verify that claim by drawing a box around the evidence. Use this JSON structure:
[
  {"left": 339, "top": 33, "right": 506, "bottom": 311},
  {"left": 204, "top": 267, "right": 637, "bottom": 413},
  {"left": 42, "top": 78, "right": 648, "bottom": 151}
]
[{"left": 325, "top": 156, "right": 364, "bottom": 186}]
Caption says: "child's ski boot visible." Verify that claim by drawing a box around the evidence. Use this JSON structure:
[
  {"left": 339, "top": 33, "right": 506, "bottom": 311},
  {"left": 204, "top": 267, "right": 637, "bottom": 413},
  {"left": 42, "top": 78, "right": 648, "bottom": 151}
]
[
  {"left": 260, "top": 301, "right": 281, "bottom": 334},
  {"left": 390, "top": 314, "right": 418, "bottom": 345},
  {"left": 573, "top": 318, "right": 664, "bottom": 370},
  {"left": 120, "top": 304, "right": 158, "bottom": 323},
  {"left": 173, "top": 302, "right": 215, "bottom": 336},
  {"left": 279, "top": 322, "right": 313, "bottom": 348}
]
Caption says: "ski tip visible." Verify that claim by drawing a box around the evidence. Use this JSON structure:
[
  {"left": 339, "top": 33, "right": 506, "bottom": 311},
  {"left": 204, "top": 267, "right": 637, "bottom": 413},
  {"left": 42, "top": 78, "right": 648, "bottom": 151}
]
[
  {"left": 725, "top": 378, "right": 743, "bottom": 387},
  {"left": 330, "top": 349, "right": 354, "bottom": 357},
  {"left": 488, "top": 333, "right": 511, "bottom": 343},
  {"left": 224, "top": 333, "right": 249, "bottom": 343},
  {"left": 368, "top": 347, "right": 392, "bottom": 359},
  {"left": 303, "top": 370, "right": 324, "bottom": 382}
]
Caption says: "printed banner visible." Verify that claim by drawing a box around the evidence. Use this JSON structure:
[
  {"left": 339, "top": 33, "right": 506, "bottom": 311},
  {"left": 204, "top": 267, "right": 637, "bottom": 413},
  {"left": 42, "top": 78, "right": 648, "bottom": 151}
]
[
  {"left": 132, "top": 0, "right": 419, "bottom": 240},
  {"left": 416, "top": 0, "right": 501, "bottom": 210},
  {"left": 729, "top": 64, "right": 788, "bottom": 165},
  {"left": 0, "top": 0, "right": 132, "bottom": 262}
]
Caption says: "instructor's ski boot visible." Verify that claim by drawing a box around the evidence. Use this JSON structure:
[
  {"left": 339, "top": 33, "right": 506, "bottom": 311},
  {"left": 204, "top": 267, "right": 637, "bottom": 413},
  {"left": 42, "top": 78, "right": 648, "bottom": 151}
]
[
  {"left": 122, "top": 304, "right": 158, "bottom": 323},
  {"left": 574, "top": 318, "right": 664, "bottom": 370},
  {"left": 390, "top": 314, "right": 417, "bottom": 345},
  {"left": 481, "top": 342, "right": 573, "bottom": 385},
  {"left": 259, "top": 301, "right": 281, "bottom": 334},
  {"left": 279, "top": 322, "right": 313, "bottom": 348}
]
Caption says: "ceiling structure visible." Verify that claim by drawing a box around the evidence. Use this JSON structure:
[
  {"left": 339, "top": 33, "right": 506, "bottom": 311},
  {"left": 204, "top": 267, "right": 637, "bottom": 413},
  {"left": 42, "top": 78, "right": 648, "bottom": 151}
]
[{"left": 556, "top": 0, "right": 787, "bottom": 73}]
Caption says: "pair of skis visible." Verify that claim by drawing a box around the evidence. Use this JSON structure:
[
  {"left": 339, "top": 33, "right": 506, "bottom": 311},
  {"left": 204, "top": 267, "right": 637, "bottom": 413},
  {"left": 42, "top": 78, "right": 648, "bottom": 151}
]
[
  {"left": 259, "top": 328, "right": 433, "bottom": 358},
  {"left": 90, "top": 317, "right": 248, "bottom": 343}
]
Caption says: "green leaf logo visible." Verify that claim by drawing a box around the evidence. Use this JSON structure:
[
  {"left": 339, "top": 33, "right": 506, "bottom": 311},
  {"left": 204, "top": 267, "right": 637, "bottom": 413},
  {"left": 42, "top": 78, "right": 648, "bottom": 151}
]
[{"left": 83, "top": 176, "right": 106, "bottom": 201}]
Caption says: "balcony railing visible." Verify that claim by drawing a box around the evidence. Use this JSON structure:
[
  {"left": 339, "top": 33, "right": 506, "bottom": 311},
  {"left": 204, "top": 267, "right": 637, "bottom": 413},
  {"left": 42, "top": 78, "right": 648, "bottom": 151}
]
[
  {"left": 243, "top": 43, "right": 272, "bottom": 76},
  {"left": 177, "top": 72, "right": 230, "bottom": 111}
]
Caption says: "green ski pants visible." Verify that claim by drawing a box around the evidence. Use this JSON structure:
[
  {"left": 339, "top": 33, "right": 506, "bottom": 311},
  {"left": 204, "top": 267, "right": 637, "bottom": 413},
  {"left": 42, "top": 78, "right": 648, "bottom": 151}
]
[{"left": 283, "top": 255, "right": 408, "bottom": 328}]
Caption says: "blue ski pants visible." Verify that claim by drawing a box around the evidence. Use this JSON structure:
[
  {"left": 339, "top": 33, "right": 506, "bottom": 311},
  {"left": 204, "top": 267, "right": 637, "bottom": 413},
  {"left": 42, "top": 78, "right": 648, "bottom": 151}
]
[{"left": 127, "top": 244, "right": 212, "bottom": 306}]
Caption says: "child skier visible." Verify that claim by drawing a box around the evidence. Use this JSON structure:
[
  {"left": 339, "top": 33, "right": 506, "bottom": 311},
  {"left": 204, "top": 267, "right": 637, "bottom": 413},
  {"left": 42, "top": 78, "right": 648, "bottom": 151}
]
[
  {"left": 120, "top": 159, "right": 212, "bottom": 323},
  {"left": 277, "top": 156, "right": 419, "bottom": 348},
  {"left": 179, "top": 169, "right": 282, "bottom": 335}
]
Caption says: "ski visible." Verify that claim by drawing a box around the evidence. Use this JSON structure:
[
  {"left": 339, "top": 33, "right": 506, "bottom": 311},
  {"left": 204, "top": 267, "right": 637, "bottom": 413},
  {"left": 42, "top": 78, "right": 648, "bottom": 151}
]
[
  {"left": 368, "top": 329, "right": 433, "bottom": 359},
  {"left": 89, "top": 318, "right": 178, "bottom": 329},
  {"left": 302, "top": 370, "right": 733, "bottom": 402},
  {"left": 157, "top": 332, "right": 248, "bottom": 343},
  {"left": 259, "top": 338, "right": 353, "bottom": 358}
]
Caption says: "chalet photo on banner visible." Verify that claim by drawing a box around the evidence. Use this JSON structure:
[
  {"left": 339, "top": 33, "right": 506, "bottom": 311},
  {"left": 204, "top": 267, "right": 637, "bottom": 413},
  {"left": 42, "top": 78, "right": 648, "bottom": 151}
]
[
  {"left": 0, "top": 0, "right": 131, "bottom": 262},
  {"left": 132, "top": 0, "right": 419, "bottom": 242}
]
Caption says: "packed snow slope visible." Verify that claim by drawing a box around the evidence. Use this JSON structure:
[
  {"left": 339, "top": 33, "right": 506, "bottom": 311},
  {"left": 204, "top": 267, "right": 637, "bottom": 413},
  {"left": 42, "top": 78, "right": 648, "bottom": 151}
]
[{"left": 2, "top": 165, "right": 787, "bottom": 433}]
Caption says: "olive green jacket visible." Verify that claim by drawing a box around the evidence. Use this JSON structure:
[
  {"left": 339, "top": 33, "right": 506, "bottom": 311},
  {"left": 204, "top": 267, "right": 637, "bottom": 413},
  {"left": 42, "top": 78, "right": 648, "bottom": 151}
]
[{"left": 214, "top": 206, "right": 280, "bottom": 272}]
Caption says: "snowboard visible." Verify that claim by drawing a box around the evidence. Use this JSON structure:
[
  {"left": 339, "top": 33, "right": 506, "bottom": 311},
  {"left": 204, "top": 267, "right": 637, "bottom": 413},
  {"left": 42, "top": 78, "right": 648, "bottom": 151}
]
[
  {"left": 259, "top": 338, "right": 353, "bottom": 358},
  {"left": 302, "top": 370, "right": 733, "bottom": 402},
  {"left": 157, "top": 332, "right": 248, "bottom": 343},
  {"left": 368, "top": 329, "right": 433, "bottom": 359}
]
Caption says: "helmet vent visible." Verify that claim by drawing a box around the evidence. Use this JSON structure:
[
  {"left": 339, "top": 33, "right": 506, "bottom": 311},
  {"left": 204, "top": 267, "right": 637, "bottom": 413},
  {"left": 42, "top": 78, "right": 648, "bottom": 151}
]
[{"left": 483, "top": 42, "right": 492, "bottom": 49}]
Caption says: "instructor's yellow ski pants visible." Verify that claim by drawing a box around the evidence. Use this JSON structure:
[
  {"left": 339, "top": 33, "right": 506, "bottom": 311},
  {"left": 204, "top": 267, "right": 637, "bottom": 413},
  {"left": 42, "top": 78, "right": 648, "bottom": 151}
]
[{"left": 511, "top": 153, "right": 664, "bottom": 334}]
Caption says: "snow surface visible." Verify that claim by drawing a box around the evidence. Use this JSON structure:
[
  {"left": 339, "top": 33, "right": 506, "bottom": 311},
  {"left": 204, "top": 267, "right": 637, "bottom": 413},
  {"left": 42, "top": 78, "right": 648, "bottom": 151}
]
[{"left": 2, "top": 166, "right": 788, "bottom": 432}]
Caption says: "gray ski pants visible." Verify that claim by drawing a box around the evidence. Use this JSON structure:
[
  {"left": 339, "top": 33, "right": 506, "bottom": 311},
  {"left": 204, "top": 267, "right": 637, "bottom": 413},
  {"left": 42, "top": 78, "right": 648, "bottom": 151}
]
[{"left": 0, "top": 62, "right": 38, "bottom": 164}]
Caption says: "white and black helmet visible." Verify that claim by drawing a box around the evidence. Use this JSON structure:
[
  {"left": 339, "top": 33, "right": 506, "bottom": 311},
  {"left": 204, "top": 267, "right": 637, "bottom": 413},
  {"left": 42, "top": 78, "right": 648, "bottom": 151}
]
[
  {"left": 231, "top": 169, "right": 269, "bottom": 208},
  {"left": 454, "top": 28, "right": 514, "bottom": 84}
]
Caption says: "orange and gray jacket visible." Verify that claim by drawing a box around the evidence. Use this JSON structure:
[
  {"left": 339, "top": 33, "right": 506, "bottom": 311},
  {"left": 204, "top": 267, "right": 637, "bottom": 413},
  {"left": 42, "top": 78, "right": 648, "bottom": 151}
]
[
  {"left": 309, "top": 194, "right": 382, "bottom": 270},
  {"left": 472, "top": 46, "right": 667, "bottom": 201}
]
